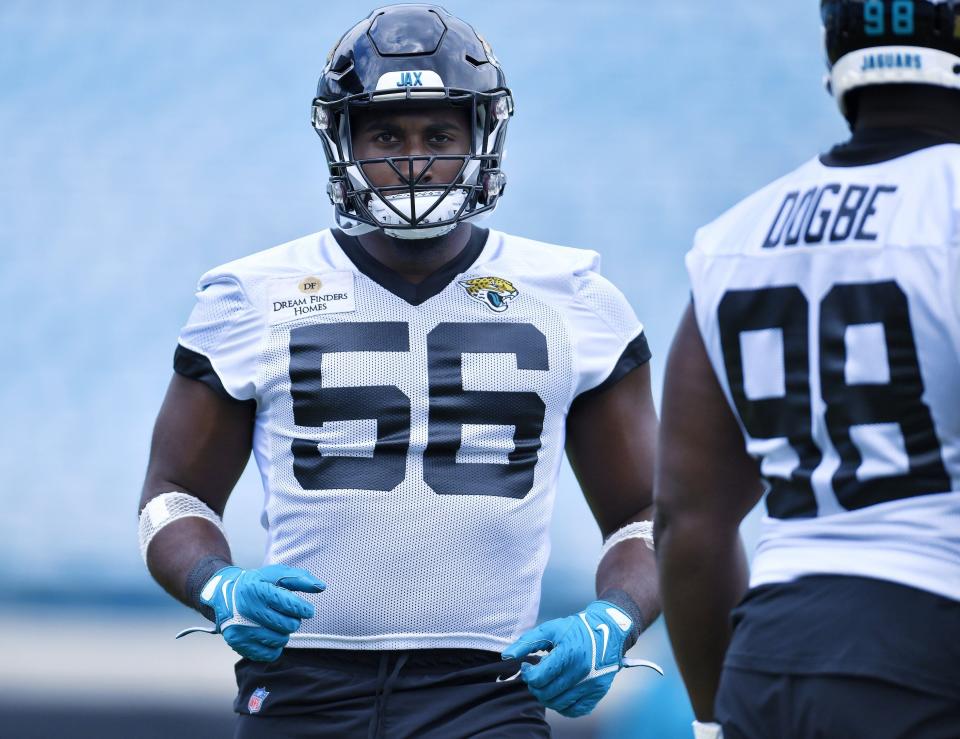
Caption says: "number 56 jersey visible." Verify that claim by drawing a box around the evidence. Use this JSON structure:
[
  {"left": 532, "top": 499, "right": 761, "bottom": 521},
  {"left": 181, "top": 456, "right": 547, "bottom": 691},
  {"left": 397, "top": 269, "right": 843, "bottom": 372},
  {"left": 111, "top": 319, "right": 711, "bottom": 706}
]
[
  {"left": 687, "top": 130, "right": 960, "bottom": 603},
  {"left": 175, "top": 226, "right": 649, "bottom": 651}
]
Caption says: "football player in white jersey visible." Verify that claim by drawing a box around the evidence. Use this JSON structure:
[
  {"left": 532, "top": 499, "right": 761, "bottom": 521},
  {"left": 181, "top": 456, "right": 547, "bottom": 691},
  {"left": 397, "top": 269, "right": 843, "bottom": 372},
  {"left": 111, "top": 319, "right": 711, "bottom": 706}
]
[
  {"left": 138, "top": 5, "right": 661, "bottom": 737},
  {"left": 656, "top": 2, "right": 960, "bottom": 738}
]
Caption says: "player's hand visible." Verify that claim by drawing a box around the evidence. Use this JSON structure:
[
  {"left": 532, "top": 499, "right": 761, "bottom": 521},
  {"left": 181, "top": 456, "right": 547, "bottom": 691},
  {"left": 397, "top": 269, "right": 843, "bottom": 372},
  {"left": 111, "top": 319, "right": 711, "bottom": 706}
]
[
  {"left": 501, "top": 600, "right": 661, "bottom": 717},
  {"left": 192, "top": 564, "right": 325, "bottom": 662}
]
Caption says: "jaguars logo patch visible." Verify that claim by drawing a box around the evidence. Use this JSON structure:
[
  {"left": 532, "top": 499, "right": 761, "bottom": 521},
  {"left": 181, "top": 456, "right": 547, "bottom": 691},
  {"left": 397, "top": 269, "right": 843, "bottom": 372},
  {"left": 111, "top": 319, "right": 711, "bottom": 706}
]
[{"left": 460, "top": 276, "right": 518, "bottom": 313}]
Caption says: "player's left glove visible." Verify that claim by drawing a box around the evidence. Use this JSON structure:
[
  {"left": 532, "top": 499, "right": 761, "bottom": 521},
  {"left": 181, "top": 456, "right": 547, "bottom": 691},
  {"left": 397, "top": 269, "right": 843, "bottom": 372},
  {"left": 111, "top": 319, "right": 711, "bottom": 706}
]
[{"left": 501, "top": 600, "right": 662, "bottom": 717}]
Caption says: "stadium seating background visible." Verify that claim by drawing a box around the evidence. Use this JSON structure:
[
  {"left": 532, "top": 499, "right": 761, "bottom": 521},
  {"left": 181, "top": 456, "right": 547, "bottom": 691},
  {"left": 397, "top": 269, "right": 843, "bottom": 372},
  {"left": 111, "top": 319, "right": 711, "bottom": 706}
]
[{"left": 0, "top": 1, "right": 845, "bottom": 736}]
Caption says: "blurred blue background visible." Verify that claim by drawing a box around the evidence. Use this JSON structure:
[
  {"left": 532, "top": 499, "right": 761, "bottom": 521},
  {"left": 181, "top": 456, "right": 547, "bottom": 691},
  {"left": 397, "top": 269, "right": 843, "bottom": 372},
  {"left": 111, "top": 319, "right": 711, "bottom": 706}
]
[{"left": 0, "top": 1, "right": 847, "bottom": 737}]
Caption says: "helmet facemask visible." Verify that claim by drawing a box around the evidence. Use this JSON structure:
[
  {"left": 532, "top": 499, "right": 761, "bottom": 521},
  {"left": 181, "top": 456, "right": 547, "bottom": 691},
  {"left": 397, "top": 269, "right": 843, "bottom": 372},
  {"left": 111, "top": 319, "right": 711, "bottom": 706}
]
[{"left": 313, "top": 87, "right": 513, "bottom": 240}]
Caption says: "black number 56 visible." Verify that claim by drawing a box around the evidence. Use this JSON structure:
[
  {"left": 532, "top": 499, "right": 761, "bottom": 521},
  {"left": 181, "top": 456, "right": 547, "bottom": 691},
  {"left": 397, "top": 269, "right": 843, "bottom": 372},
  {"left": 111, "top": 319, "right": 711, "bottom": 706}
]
[{"left": 288, "top": 321, "right": 549, "bottom": 499}]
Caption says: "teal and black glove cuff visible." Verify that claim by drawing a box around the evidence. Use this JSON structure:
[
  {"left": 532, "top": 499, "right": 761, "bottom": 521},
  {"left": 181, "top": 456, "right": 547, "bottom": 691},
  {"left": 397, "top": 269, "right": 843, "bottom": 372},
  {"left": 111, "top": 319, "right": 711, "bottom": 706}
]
[
  {"left": 185, "top": 555, "right": 232, "bottom": 622},
  {"left": 598, "top": 588, "right": 643, "bottom": 651}
]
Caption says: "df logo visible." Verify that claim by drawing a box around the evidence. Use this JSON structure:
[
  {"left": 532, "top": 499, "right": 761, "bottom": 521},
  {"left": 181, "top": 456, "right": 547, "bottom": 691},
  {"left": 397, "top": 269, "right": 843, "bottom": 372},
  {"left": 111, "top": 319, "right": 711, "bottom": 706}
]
[{"left": 299, "top": 277, "right": 322, "bottom": 294}]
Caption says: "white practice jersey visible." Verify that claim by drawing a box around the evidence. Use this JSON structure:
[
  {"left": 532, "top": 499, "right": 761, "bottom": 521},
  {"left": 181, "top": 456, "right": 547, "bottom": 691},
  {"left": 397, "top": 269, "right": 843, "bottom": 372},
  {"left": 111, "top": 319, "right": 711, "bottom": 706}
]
[
  {"left": 687, "top": 133, "right": 960, "bottom": 603},
  {"left": 176, "top": 226, "right": 649, "bottom": 650}
]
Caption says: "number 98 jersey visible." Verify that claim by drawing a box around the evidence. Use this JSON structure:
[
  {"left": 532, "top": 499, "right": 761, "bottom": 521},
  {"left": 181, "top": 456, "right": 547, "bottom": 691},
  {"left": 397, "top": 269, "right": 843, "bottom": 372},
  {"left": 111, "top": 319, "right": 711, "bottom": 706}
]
[
  {"left": 687, "top": 131, "right": 960, "bottom": 603},
  {"left": 175, "top": 226, "right": 649, "bottom": 651}
]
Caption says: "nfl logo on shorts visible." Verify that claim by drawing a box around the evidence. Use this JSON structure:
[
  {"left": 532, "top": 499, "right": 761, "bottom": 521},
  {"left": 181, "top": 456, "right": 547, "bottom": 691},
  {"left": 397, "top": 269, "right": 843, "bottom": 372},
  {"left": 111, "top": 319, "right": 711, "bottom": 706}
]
[{"left": 248, "top": 687, "right": 269, "bottom": 714}]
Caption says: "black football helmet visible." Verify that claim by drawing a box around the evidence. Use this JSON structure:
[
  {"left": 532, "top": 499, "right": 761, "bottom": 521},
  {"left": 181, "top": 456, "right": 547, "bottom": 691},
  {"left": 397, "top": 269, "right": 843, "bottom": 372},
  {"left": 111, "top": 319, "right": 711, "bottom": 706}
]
[
  {"left": 312, "top": 4, "right": 514, "bottom": 239},
  {"left": 822, "top": 0, "right": 960, "bottom": 120}
]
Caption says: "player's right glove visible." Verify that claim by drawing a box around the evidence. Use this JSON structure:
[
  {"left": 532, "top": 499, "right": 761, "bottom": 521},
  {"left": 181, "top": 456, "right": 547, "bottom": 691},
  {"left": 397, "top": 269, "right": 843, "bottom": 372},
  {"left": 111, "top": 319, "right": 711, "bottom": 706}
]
[
  {"left": 177, "top": 564, "right": 325, "bottom": 662},
  {"left": 501, "top": 600, "right": 662, "bottom": 717}
]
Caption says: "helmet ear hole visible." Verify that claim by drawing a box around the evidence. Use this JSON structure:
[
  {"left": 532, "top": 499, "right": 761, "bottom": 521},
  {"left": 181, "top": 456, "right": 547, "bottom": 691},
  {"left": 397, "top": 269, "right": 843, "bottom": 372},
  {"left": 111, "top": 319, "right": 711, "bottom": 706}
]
[{"left": 330, "top": 58, "right": 354, "bottom": 77}]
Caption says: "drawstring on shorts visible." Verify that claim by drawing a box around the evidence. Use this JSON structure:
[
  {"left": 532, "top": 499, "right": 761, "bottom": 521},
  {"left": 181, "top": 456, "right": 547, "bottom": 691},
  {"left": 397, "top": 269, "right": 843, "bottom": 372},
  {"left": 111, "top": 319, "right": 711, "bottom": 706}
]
[{"left": 368, "top": 651, "right": 410, "bottom": 739}]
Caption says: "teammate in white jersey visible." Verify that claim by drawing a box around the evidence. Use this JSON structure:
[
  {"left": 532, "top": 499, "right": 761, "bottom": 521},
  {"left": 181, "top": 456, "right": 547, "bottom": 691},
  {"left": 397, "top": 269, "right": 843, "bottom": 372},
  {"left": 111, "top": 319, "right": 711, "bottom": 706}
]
[
  {"left": 656, "top": 2, "right": 960, "bottom": 738},
  {"left": 138, "top": 5, "right": 661, "bottom": 736}
]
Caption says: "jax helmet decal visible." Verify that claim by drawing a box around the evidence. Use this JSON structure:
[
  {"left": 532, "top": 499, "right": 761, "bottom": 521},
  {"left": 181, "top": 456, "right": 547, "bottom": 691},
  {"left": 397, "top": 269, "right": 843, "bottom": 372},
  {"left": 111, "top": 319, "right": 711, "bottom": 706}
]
[
  {"left": 312, "top": 5, "right": 514, "bottom": 240},
  {"left": 822, "top": 0, "right": 960, "bottom": 120}
]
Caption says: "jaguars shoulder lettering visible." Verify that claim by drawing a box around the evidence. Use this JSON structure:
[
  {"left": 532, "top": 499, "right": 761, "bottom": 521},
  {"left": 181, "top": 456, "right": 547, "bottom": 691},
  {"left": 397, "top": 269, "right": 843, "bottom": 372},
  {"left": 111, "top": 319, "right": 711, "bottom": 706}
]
[
  {"left": 686, "top": 141, "right": 960, "bottom": 602},
  {"left": 175, "top": 227, "right": 649, "bottom": 651}
]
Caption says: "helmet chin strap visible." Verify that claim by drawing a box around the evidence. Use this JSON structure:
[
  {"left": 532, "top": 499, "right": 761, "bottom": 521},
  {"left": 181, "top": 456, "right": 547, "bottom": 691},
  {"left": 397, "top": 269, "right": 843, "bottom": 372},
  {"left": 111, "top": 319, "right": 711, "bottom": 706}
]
[
  {"left": 367, "top": 190, "right": 467, "bottom": 240},
  {"left": 333, "top": 213, "right": 380, "bottom": 237},
  {"left": 385, "top": 224, "right": 457, "bottom": 240}
]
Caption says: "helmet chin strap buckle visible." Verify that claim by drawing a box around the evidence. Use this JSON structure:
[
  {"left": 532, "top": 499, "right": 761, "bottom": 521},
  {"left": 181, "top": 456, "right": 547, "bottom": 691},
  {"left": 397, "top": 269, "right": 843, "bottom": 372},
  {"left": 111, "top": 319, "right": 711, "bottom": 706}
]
[{"left": 481, "top": 171, "right": 507, "bottom": 205}]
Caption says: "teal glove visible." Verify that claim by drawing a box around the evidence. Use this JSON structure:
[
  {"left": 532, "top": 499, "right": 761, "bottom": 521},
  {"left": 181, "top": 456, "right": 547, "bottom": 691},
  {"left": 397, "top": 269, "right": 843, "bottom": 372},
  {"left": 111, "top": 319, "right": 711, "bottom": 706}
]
[
  {"left": 177, "top": 564, "right": 325, "bottom": 662},
  {"left": 501, "top": 600, "right": 662, "bottom": 717}
]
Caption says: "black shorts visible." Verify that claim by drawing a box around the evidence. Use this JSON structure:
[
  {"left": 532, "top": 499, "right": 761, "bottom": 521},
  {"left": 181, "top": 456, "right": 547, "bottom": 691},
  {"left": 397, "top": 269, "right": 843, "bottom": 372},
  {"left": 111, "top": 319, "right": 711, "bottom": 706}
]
[
  {"left": 233, "top": 648, "right": 550, "bottom": 739},
  {"left": 716, "top": 667, "right": 960, "bottom": 739},
  {"left": 716, "top": 576, "right": 960, "bottom": 739}
]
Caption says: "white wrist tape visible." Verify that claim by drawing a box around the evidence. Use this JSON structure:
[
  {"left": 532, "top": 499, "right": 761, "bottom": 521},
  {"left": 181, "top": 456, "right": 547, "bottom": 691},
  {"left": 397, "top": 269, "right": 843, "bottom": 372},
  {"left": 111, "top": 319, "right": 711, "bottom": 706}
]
[
  {"left": 692, "top": 721, "right": 724, "bottom": 739},
  {"left": 138, "top": 492, "right": 226, "bottom": 562},
  {"left": 599, "top": 520, "right": 655, "bottom": 562}
]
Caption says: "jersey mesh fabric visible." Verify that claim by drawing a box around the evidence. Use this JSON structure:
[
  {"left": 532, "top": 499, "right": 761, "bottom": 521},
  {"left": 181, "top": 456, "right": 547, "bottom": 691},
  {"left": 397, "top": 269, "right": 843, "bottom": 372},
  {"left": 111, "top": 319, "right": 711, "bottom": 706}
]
[
  {"left": 177, "top": 229, "right": 644, "bottom": 650},
  {"left": 687, "top": 143, "right": 960, "bottom": 602},
  {"left": 188, "top": 280, "right": 243, "bottom": 344},
  {"left": 179, "top": 277, "right": 262, "bottom": 401}
]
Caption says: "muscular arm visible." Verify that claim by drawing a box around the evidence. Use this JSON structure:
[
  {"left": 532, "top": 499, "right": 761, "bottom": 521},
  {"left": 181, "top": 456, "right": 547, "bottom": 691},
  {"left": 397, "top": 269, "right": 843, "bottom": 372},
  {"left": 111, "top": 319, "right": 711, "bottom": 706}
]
[
  {"left": 139, "top": 373, "right": 254, "bottom": 610},
  {"left": 566, "top": 362, "right": 660, "bottom": 632},
  {"left": 654, "top": 303, "right": 763, "bottom": 720}
]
